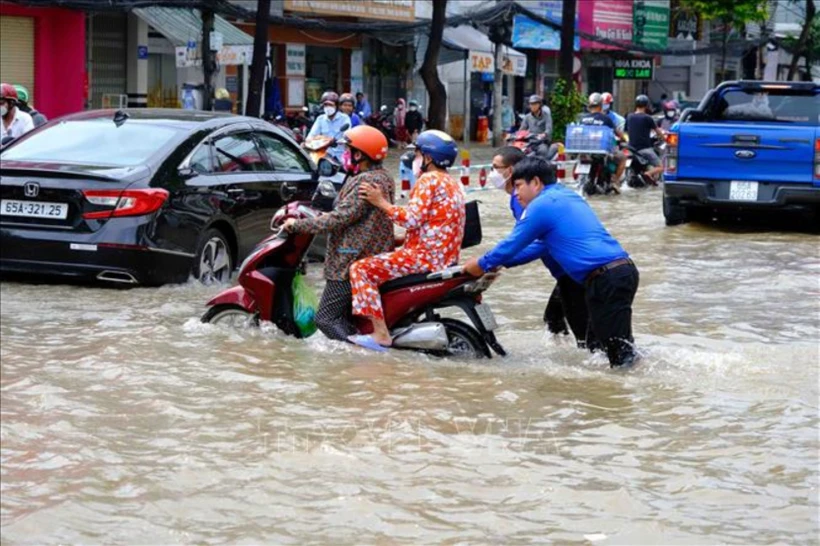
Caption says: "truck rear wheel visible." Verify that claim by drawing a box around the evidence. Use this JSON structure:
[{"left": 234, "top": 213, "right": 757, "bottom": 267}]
[{"left": 663, "top": 195, "right": 690, "bottom": 226}]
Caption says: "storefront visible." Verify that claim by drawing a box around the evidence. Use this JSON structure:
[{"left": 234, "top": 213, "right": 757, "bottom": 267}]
[{"left": 0, "top": 3, "right": 85, "bottom": 118}]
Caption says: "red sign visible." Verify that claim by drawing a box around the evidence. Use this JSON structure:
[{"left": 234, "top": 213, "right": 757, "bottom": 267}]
[{"left": 579, "top": 0, "right": 634, "bottom": 50}]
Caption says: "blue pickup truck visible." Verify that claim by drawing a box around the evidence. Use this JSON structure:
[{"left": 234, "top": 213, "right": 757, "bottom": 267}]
[{"left": 662, "top": 81, "right": 819, "bottom": 225}]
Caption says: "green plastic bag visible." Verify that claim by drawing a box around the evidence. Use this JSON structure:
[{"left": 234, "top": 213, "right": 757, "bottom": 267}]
[{"left": 292, "top": 273, "right": 318, "bottom": 338}]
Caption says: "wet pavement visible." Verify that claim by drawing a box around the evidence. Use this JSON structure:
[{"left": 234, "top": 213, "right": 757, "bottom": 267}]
[{"left": 1, "top": 151, "right": 818, "bottom": 544}]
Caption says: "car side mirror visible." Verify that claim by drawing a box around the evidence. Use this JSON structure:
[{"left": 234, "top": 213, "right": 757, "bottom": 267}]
[
  {"left": 311, "top": 180, "right": 338, "bottom": 212},
  {"left": 317, "top": 157, "right": 338, "bottom": 177},
  {"left": 681, "top": 108, "right": 702, "bottom": 122},
  {"left": 178, "top": 167, "right": 198, "bottom": 179}
]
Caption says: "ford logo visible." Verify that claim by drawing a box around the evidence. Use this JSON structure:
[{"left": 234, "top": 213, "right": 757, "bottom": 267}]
[{"left": 735, "top": 150, "right": 756, "bottom": 159}]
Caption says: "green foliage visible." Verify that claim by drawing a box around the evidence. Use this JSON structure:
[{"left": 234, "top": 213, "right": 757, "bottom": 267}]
[
  {"left": 783, "top": 14, "right": 820, "bottom": 59},
  {"left": 549, "top": 78, "right": 585, "bottom": 144},
  {"left": 681, "top": 0, "right": 769, "bottom": 28}
]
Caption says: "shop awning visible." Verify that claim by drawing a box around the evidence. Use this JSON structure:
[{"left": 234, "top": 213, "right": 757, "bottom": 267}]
[
  {"left": 134, "top": 6, "right": 253, "bottom": 47},
  {"left": 442, "top": 25, "right": 527, "bottom": 76}
]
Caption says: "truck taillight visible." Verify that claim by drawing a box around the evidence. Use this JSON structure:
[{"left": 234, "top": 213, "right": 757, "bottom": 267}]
[
  {"left": 815, "top": 139, "right": 820, "bottom": 179},
  {"left": 665, "top": 133, "right": 679, "bottom": 173}
]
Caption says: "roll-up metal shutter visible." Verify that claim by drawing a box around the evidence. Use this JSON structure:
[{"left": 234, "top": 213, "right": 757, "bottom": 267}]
[
  {"left": 89, "top": 12, "right": 127, "bottom": 109},
  {"left": 0, "top": 16, "right": 35, "bottom": 102}
]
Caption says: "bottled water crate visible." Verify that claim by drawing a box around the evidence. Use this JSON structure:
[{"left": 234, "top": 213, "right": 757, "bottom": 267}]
[{"left": 564, "top": 124, "right": 614, "bottom": 155}]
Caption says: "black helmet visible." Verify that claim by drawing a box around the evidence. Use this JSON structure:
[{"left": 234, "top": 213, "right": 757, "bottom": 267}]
[
  {"left": 635, "top": 94, "right": 650, "bottom": 107},
  {"left": 320, "top": 91, "right": 339, "bottom": 105},
  {"left": 528, "top": 94, "right": 543, "bottom": 105}
]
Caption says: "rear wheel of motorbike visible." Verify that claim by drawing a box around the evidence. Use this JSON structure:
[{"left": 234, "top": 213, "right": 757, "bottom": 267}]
[
  {"left": 437, "top": 318, "right": 490, "bottom": 359},
  {"left": 663, "top": 195, "right": 690, "bottom": 226},
  {"left": 201, "top": 304, "right": 259, "bottom": 327}
]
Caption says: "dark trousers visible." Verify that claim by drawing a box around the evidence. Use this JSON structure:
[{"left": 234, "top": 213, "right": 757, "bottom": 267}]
[
  {"left": 315, "top": 280, "right": 357, "bottom": 342},
  {"left": 544, "top": 276, "right": 598, "bottom": 349},
  {"left": 585, "top": 263, "right": 640, "bottom": 367}
]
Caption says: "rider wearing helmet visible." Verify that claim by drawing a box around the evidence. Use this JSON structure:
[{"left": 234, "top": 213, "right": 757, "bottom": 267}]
[
  {"left": 284, "top": 125, "right": 395, "bottom": 342},
  {"left": 0, "top": 83, "right": 34, "bottom": 141},
  {"left": 625, "top": 94, "right": 665, "bottom": 184},
  {"left": 578, "top": 92, "right": 627, "bottom": 187},
  {"left": 306, "top": 90, "right": 351, "bottom": 161},
  {"left": 404, "top": 99, "right": 425, "bottom": 142},
  {"left": 12, "top": 85, "right": 47, "bottom": 127},
  {"left": 659, "top": 99, "right": 680, "bottom": 131},
  {"left": 601, "top": 92, "right": 625, "bottom": 132},
  {"left": 338, "top": 93, "right": 362, "bottom": 128},
  {"left": 519, "top": 94, "right": 553, "bottom": 141},
  {"left": 351, "top": 130, "right": 466, "bottom": 351}
]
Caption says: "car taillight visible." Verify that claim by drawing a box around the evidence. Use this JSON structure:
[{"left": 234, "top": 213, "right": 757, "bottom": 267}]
[
  {"left": 83, "top": 188, "right": 169, "bottom": 220},
  {"left": 815, "top": 139, "right": 820, "bottom": 179},
  {"left": 665, "top": 133, "right": 679, "bottom": 173}
]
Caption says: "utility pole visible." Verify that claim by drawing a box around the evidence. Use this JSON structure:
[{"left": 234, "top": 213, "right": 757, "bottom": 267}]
[
  {"left": 559, "top": 0, "right": 577, "bottom": 83},
  {"left": 202, "top": 7, "right": 215, "bottom": 111},
  {"left": 246, "top": 0, "right": 271, "bottom": 117},
  {"left": 492, "top": 41, "right": 504, "bottom": 146}
]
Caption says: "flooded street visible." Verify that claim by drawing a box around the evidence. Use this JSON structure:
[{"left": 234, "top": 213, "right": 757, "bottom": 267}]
[{"left": 1, "top": 183, "right": 818, "bottom": 544}]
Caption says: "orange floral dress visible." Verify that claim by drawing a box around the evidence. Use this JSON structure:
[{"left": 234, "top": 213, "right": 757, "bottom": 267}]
[{"left": 350, "top": 171, "right": 466, "bottom": 320}]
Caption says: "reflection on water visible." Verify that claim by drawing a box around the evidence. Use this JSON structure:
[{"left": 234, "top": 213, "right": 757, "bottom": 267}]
[{"left": 1, "top": 187, "right": 818, "bottom": 544}]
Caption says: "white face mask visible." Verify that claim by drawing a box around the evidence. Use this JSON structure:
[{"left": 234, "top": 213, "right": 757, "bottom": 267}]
[
  {"left": 409, "top": 106, "right": 417, "bottom": 112},
  {"left": 665, "top": 111, "right": 676, "bottom": 119},
  {"left": 488, "top": 168, "right": 508, "bottom": 189},
  {"left": 0, "top": 106, "right": 7, "bottom": 117},
  {"left": 412, "top": 155, "right": 424, "bottom": 178},
  {"left": 324, "top": 106, "right": 336, "bottom": 117}
]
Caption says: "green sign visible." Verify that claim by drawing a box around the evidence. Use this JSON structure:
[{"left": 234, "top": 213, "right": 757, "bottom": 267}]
[
  {"left": 633, "top": 0, "right": 670, "bottom": 50},
  {"left": 613, "top": 58, "right": 654, "bottom": 80}
]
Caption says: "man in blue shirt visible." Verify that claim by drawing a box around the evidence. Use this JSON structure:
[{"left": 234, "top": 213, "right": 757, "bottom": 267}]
[
  {"left": 488, "top": 146, "right": 595, "bottom": 349},
  {"left": 339, "top": 93, "right": 362, "bottom": 128},
  {"left": 464, "top": 156, "right": 640, "bottom": 368},
  {"left": 306, "top": 91, "right": 352, "bottom": 161},
  {"left": 355, "top": 92, "right": 372, "bottom": 118}
]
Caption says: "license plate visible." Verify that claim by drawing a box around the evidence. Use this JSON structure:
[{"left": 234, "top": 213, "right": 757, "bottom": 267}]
[
  {"left": 474, "top": 303, "right": 498, "bottom": 331},
  {"left": 1, "top": 199, "right": 69, "bottom": 220},
  {"left": 626, "top": 158, "right": 632, "bottom": 168},
  {"left": 729, "top": 181, "right": 758, "bottom": 201},
  {"left": 576, "top": 163, "right": 591, "bottom": 175}
]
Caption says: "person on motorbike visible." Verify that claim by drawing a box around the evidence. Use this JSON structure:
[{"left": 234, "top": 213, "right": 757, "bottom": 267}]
[
  {"left": 339, "top": 93, "right": 362, "bottom": 128},
  {"left": 12, "top": 85, "right": 46, "bottom": 127},
  {"left": 0, "top": 83, "right": 34, "bottom": 141},
  {"left": 489, "top": 146, "right": 597, "bottom": 349},
  {"left": 283, "top": 126, "right": 395, "bottom": 342},
  {"left": 519, "top": 94, "right": 552, "bottom": 142},
  {"left": 404, "top": 100, "right": 425, "bottom": 143},
  {"left": 659, "top": 99, "right": 680, "bottom": 131},
  {"left": 463, "top": 156, "right": 640, "bottom": 369},
  {"left": 625, "top": 95, "right": 665, "bottom": 185},
  {"left": 350, "top": 130, "right": 466, "bottom": 351},
  {"left": 578, "top": 92, "right": 627, "bottom": 189},
  {"left": 305, "top": 91, "right": 352, "bottom": 162},
  {"left": 601, "top": 92, "right": 626, "bottom": 132}
]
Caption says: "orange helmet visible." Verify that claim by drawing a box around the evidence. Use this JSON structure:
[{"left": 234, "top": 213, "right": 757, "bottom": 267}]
[{"left": 340, "top": 125, "right": 388, "bottom": 162}]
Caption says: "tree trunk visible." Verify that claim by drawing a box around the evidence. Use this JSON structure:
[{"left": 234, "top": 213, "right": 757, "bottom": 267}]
[
  {"left": 787, "top": 0, "right": 816, "bottom": 80},
  {"left": 245, "top": 0, "right": 271, "bottom": 117},
  {"left": 492, "top": 41, "right": 504, "bottom": 147},
  {"left": 558, "top": 0, "right": 577, "bottom": 83},
  {"left": 202, "top": 8, "right": 215, "bottom": 111},
  {"left": 421, "top": 0, "right": 447, "bottom": 131}
]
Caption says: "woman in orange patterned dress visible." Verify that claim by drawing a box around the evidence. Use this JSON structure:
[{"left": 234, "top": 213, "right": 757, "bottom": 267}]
[{"left": 349, "top": 130, "right": 465, "bottom": 350}]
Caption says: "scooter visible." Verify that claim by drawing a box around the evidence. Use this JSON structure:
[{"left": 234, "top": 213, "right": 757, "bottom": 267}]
[
  {"left": 302, "top": 123, "right": 350, "bottom": 165},
  {"left": 201, "top": 180, "right": 506, "bottom": 359},
  {"left": 625, "top": 136, "right": 666, "bottom": 189},
  {"left": 571, "top": 151, "right": 619, "bottom": 196}
]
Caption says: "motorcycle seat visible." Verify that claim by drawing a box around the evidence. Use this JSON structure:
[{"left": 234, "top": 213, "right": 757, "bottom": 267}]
[{"left": 380, "top": 273, "right": 432, "bottom": 293}]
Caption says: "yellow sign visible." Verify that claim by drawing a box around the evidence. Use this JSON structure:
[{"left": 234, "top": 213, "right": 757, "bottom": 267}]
[{"left": 284, "top": 0, "right": 415, "bottom": 22}]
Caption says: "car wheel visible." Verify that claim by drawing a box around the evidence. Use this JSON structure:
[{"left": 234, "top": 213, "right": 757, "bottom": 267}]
[
  {"left": 194, "top": 228, "right": 234, "bottom": 284},
  {"left": 663, "top": 195, "right": 690, "bottom": 226}
]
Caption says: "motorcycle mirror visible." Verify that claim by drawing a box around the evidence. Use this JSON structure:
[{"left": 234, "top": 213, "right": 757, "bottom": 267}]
[
  {"left": 0, "top": 135, "right": 14, "bottom": 147},
  {"left": 317, "top": 158, "right": 338, "bottom": 177},
  {"left": 340, "top": 123, "right": 350, "bottom": 132}
]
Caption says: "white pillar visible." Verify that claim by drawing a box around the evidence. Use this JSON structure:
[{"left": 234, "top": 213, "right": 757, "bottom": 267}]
[
  {"left": 462, "top": 56, "right": 470, "bottom": 143},
  {"left": 126, "top": 13, "right": 149, "bottom": 108}
]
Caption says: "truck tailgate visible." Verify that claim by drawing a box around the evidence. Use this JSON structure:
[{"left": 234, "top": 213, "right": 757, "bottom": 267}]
[{"left": 677, "top": 123, "right": 816, "bottom": 184}]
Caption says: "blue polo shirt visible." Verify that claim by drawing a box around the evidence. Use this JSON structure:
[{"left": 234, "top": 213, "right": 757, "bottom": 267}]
[
  {"left": 506, "top": 194, "right": 566, "bottom": 279},
  {"left": 479, "top": 184, "right": 628, "bottom": 283},
  {"left": 306, "top": 112, "right": 352, "bottom": 160}
]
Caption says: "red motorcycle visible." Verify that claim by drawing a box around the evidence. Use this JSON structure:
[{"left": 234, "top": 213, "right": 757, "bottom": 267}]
[
  {"left": 506, "top": 130, "right": 561, "bottom": 161},
  {"left": 201, "top": 181, "right": 506, "bottom": 359}
]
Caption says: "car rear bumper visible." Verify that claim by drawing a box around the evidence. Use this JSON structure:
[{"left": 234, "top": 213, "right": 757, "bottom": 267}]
[
  {"left": 0, "top": 220, "right": 194, "bottom": 286},
  {"left": 665, "top": 179, "right": 820, "bottom": 208}
]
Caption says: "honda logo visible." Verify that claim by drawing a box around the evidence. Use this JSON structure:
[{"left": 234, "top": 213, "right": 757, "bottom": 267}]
[
  {"left": 23, "top": 182, "right": 40, "bottom": 198},
  {"left": 734, "top": 150, "right": 756, "bottom": 159}
]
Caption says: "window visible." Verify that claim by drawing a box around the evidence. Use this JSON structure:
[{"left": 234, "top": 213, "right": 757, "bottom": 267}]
[
  {"left": 254, "top": 133, "right": 310, "bottom": 172},
  {"left": 717, "top": 90, "right": 819, "bottom": 125},
  {"left": 213, "top": 133, "right": 266, "bottom": 172},
  {"left": 188, "top": 143, "right": 213, "bottom": 174}
]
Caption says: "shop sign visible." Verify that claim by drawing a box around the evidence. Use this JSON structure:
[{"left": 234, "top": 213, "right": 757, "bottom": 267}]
[
  {"left": 286, "top": 43, "right": 306, "bottom": 76},
  {"left": 469, "top": 51, "right": 527, "bottom": 77},
  {"left": 175, "top": 45, "right": 253, "bottom": 68},
  {"left": 283, "top": 0, "right": 414, "bottom": 22},
  {"left": 470, "top": 51, "right": 494, "bottom": 74},
  {"left": 669, "top": 0, "right": 700, "bottom": 40},
  {"left": 137, "top": 45, "right": 148, "bottom": 60},
  {"left": 633, "top": 0, "right": 670, "bottom": 50},
  {"left": 613, "top": 57, "right": 654, "bottom": 80},
  {"left": 579, "top": 0, "right": 634, "bottom": 50},
  {"left": 511, "top": 1, "right": 579, "bottom": 51}
]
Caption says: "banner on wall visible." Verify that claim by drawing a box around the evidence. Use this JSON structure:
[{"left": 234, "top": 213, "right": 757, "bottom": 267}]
[
  {"left": 512, "top": 0, "right": 579, "bottom": 51},
  {"left": 579, "top": 0, "right": 634, "bottom": 50},
  {"left": 633, "top": 0, "right": 670, "bottom": 50},
  {"left": 175, "top": 45, "right": 252, "bottom": 67},
  {"left": 286, "top": 43, "right": 306, "bottom": 76}
]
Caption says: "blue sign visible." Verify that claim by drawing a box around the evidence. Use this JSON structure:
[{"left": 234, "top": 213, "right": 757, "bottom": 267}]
[
  {"left": 512, "top": 0, "right": 580, "bottom": 51},
  {"left": 137, "top": 45, "right": 148, "bottom": 59}
]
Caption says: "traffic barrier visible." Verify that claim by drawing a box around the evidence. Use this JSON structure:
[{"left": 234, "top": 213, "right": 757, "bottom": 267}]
[
  {"left": 460, "top": 152, "right": 471, "bottom": 186},
  {"left": 478, "top": 167, "right": 487, "bottom": 188}
]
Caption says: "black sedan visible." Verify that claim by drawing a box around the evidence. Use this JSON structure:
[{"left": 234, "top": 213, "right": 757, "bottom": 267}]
[{"left": 0, "top": 109, "right": 330, "bottom": 286}]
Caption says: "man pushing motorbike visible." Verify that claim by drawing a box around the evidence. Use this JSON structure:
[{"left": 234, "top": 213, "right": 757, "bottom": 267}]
[{"left": 283, "top": 126, "right": 395, "bottom": 341}]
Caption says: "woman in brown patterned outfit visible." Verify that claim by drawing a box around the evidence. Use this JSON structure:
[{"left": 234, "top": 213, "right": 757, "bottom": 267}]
[{"left": 284, "top": 126, "right": 395, "bottom": 341}]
